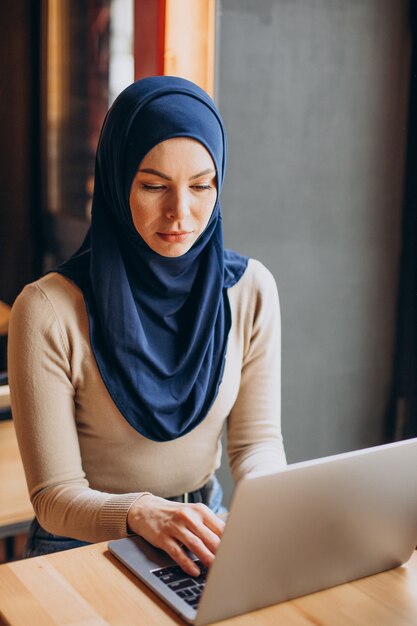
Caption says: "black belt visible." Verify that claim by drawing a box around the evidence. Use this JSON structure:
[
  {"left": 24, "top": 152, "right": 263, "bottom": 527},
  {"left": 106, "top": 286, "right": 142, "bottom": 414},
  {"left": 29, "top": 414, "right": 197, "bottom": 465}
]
[{"left": 168, "top": 477, "right": 213, "bottom": 504}]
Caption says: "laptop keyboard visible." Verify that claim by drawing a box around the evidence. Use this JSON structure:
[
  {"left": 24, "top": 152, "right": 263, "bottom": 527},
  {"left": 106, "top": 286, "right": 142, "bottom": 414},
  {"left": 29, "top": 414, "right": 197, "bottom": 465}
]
[{"left": 152, "top": 561, "right": 208, "bottom": 609}]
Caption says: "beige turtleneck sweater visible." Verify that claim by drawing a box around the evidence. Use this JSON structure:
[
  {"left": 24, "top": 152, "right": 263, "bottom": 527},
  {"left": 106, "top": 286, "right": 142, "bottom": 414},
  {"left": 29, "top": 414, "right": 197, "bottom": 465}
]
[{"left": 8, "top": 258, "right": 286, "bottom": 542}]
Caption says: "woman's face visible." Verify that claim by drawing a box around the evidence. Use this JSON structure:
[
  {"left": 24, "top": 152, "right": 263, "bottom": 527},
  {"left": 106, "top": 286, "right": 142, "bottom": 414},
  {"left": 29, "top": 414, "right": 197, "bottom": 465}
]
[{"left": 129, "top": 137, "right": 217, "bottom": 257}]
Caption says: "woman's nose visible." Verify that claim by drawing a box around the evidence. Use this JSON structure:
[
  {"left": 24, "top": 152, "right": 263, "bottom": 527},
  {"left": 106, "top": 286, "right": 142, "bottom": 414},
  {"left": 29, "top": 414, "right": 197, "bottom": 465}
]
[{"left": 166, "top": 189, "right": 190, "bottom": 220}]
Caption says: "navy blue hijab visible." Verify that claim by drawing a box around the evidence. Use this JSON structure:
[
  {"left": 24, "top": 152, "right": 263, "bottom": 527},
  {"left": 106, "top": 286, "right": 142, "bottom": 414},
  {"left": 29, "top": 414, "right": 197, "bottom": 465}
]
[{"left": 56, "top": 76, "right": 248, "bottom": 442}]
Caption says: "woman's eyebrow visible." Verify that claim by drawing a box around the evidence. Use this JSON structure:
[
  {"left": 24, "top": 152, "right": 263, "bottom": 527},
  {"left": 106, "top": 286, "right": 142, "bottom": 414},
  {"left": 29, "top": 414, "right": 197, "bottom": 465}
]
[
  {"left": 138, "top": 168, "right": 171, "bottom": 180},
  {"left": 190, "top": 168, "right": 215, "bottom": 180},
  {"left": 138, "top": 167, "right": 215, "bottom": 181}
]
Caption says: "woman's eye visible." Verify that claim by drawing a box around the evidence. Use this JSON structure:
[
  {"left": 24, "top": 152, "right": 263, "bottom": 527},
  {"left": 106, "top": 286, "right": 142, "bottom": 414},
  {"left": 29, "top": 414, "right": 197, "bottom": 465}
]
[
  {"left": 142, "top": 184, "right": 165, "bottom": 192},
  {"left": 191, "top": 184, "right": 213, "bottom": 191}
]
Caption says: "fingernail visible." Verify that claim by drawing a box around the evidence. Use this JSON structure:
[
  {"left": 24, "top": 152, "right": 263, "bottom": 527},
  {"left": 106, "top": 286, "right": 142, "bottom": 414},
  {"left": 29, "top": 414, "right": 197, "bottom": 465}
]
[{"left": 191, "top": 565, "right": 200, "bottom": 577}]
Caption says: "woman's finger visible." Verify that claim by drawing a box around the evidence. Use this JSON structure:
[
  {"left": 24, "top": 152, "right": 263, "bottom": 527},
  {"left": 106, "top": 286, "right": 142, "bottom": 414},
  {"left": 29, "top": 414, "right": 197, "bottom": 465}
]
[
  {"left": 127, "top": 496, "right": 226, "bottom": 575},
  {"left": 171, "top": 526, "right": 217, "bottom": 569},
  {"left": 176, "top": 502, "right": 226, "bottom": 538},
  {"left": 194, "top": 502, "right": 226, "bottom": 537},
  {"left": 174, "top": 508, "right": 223, "bottom": 555},
  {"left": 162, "top": 537, "right": 200, "bottom": 577}
]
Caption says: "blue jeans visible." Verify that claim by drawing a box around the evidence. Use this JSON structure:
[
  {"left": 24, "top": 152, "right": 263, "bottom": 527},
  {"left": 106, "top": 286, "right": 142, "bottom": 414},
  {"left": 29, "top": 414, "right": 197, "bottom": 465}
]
[{"left": 24, "top": 474, "right": 227, "bottom": 558}]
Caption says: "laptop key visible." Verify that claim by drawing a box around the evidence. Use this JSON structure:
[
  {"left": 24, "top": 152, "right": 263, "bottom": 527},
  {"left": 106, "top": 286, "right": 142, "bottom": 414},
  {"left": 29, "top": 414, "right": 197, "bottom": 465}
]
[
  {"left": 187, "top": 586, "right": 200, "bottom": 596},
  {"left": 152, "top": 568, "right": 167, "bottom": 577},
  {"left": 152, "top": 567, "right": 188, "bottom": 583},
  {"left": 190, "top": 574, "right": 206, "bottom": 585},
  {"left": 183, "top": 588, "right": 194, "bottom": 596},
  {"left": 168, "top": 579, "right": 195, "bottom": 592},
  {"left": 159, "top": 573, "right": 176, "bottom": 583},
  {"left": 152, "top": 560, "right": 208, "bottom": 605}
]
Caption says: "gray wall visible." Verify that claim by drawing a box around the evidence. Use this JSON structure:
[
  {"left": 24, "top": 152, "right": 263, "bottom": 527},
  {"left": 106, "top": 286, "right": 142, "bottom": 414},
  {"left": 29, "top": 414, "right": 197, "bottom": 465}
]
[{"left": 216, "top": 0, "right": 411, "bottom": 501}]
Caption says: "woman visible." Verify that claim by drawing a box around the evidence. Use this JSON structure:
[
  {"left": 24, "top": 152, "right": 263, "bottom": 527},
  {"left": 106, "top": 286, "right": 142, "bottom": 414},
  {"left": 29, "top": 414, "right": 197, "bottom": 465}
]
[{"left": 8, "top": 76, "right": 286, "bottom": 576}]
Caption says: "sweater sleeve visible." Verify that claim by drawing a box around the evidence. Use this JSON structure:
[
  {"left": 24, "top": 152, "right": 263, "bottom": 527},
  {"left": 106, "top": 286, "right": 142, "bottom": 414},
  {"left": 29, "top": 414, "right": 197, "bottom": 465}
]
[
  {"left": 8, "top": 283, "right": 146, "bottom": 542},
  {"left": 227, "top": 261, "right": 287, "bottom": 482}
]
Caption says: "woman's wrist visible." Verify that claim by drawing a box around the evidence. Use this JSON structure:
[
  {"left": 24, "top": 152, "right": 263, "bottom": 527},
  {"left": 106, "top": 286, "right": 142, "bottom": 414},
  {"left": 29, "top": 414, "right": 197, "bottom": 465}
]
[{"left": 126, "top": 492, "right": 153, "bottom": 534}]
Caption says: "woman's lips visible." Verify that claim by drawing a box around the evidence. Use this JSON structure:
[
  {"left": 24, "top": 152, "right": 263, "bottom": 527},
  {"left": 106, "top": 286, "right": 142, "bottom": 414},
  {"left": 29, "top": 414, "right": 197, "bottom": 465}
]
[{"left": 156, "top": 231, "right": 193, "bottom": 243}]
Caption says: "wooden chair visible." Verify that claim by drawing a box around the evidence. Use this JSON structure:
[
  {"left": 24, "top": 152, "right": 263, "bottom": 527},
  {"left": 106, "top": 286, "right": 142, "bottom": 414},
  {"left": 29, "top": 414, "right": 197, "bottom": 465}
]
[
  {"left": 0, "top": 303, "right": 34, "bottom": 559},
  {"left": 0, "top": 419, "right": 34, "bottom": 561}
]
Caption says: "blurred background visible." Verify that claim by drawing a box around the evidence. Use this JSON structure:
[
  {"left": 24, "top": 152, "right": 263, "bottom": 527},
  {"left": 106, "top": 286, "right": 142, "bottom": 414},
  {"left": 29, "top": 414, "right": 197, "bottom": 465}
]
[{"left": 0, "top": 0, "right": 416, "bottom": 509}]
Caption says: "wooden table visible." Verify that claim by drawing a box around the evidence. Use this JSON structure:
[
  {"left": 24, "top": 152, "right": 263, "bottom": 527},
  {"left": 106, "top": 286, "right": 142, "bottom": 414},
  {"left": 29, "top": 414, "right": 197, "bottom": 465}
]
[
  {"left": 1, "top": 544, "right": 417, "bottom": 625},
  {"left": 0, "top": 420, "right": 33, "bottom": 551}
]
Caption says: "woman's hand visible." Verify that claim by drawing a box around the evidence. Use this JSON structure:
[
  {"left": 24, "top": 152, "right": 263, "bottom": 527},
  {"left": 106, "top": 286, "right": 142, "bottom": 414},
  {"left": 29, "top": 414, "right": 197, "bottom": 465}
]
[{"left": 127, "top": 495, "right": 225, "bottom": 576}]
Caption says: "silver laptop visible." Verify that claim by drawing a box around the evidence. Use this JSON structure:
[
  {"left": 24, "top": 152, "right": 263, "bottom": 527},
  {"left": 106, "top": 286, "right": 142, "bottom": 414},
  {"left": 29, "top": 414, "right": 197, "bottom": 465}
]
[{"left": 108, "top": 438, "right": 417, "bottom": 625}]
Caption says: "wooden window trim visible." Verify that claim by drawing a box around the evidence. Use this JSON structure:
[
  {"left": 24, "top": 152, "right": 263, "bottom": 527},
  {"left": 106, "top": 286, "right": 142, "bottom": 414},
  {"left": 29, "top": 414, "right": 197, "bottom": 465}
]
[{"left": 134, "top": 0, "right": 215, "bottom": 97}]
